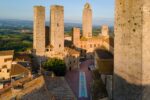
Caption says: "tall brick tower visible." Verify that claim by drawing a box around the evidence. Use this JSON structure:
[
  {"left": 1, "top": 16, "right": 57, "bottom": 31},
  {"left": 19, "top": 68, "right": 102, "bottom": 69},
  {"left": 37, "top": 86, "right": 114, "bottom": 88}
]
[
  {"left": 50, "top": 5, "right": 64, "bottom": 52},
  {"left": 114, "top": 0, "right": 150, "bottom": 100},
  {"left": 33, "top": 6, "right": 45, "bottom": 56},
  {"left": 82, "top": 3, "right": 92, "bottom": 38}
]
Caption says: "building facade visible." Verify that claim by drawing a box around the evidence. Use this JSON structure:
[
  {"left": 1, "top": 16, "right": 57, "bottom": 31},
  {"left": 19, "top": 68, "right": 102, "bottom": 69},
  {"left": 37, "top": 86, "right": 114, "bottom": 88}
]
[
  {"left": 0, "top": 50, "right": 14, "bottom": 80},
  {"left": 0, "top": 50, "right": 31, "bottom": 81},
  {"left": 72, "top": 3, "right": 113, "bottom": 59}
]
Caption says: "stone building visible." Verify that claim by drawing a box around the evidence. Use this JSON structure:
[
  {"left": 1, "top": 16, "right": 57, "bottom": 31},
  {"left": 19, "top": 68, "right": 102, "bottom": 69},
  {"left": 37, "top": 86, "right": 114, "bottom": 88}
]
[
  {"left": 33, "top": 6, "right": 45, "bottom": 56},
  {"left": 0, "top": 50, "right": 14, "bottom": 80},
  {"left": 82, "top": 3, "right": 92, "bottom": 38},
  {"left": 33, "top": 4, "right": 114, "bottom": 71},
  {"left": 114, "top": 0, "right": 150, "bottom": 100},
  {"left": 94, "top": 49, "right": 113, "bottom": 99},
  {"left": 64, "top": 47, "right": 80, "bottom": 70},
  {"left": 0, "top": 50, "right": 30, "bottom": 81},
  {"left": 71, "top": 3, "right": 113, "bottom": 59}
]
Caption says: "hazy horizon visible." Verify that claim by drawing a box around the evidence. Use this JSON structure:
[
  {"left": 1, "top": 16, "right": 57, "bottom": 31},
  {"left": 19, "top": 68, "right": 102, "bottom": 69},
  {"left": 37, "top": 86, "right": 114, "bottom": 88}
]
[{"left": 0, "top": 0, "right": 114, "bottom": 25}]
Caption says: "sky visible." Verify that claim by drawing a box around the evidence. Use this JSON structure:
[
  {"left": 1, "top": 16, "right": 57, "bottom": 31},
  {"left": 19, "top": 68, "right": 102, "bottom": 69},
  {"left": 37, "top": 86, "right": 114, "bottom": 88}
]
[{"left": 0, "top": 0, "right": 114, "bottom": 25}]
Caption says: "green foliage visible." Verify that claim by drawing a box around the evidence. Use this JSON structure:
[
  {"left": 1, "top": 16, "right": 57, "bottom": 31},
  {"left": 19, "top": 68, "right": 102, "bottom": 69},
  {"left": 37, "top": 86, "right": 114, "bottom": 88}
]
[
  {"left": 91, "top": 69, "right": 107, "bottom": 99},
  {"left": 93, "top": 28, "right": 100, "bottom": 36},
  {"left": 43, "top": 58, "right": 67, "bottom": 76},
  {"left": 0, "top": 33, "right": 32, "bottom": 52}
]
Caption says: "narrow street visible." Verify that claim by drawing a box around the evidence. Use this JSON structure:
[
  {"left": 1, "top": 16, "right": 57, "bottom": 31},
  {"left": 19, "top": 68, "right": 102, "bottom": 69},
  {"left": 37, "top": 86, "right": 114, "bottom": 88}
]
[{"left": 65, "top": 60, "right": 93, "bottom": 100}]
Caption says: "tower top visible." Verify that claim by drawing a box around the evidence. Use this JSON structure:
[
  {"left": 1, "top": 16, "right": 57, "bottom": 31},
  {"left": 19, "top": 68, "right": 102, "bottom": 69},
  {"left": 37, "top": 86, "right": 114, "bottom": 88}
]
[
  {"left": 84, "top": 2, "right": 91, "bottom": 9},
  {"left": 51, "top": 5, "right": 64, "bottom": 10},
  {"left": 34, "top": 5, "right": 45, "bottom": 9}
]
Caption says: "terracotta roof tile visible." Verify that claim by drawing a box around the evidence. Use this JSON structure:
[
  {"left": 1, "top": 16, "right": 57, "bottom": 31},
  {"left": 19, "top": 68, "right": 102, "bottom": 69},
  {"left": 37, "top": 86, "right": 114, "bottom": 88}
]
[{"left": 10, "top": 63, "right": 30, "bottom": 76}]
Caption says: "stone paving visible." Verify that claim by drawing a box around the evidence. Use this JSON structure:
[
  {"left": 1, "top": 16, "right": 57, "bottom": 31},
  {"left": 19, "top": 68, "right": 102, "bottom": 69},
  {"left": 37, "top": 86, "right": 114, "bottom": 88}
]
[{"left": 65, "top": 60, "right": 93, "bottom": 100}]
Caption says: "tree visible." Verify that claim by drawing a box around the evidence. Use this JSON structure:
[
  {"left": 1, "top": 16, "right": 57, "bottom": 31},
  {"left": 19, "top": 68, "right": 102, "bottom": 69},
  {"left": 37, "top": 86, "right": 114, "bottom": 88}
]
[{"left": 43, "top": 58, "right": 67, "bottom": 76}]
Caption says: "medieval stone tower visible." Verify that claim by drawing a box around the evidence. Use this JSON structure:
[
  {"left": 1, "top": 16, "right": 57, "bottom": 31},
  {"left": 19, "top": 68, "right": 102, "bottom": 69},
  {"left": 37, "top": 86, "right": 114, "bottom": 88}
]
[
  {"left": 33, "top": 6, "right": 45, "bottom": 56},
  {"left": 114, "top": 0, "right": 150, "bottom": 100},
  {"left": 50, "top": 5, "right": 64, "bottom": 52},
  {"left": 82, "top": 3, "right": 92, "bottom": 38},
  {"left": 101, "top": 25, "right": 109, "bottom": 36},
  {"left": 72, "top": 27, "right": 80, "bottom": 46}
]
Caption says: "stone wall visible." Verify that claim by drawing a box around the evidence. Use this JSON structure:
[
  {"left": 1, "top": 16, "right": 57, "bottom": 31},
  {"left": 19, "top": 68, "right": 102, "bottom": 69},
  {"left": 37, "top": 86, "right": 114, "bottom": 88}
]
[
  {"left": 0, "top": 55, "right": 13, "bottom": 79},
  {"left": 114, "top": 0, "right": 150, "bottom": 100},
  {"left": 141, "top": 1, "right": 150, "bottom": 99}
]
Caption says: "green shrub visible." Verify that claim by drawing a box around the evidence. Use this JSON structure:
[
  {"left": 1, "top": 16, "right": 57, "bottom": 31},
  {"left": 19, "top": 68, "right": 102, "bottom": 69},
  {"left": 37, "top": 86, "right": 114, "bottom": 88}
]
[{"left": 43, "top": 58, "right": 67, "bottom": 76}]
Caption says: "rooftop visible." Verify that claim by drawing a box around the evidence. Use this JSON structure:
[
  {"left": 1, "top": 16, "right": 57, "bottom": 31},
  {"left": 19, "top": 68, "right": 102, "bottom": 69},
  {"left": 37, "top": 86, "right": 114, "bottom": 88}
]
[
  {"left": 95, "top": 49, "right": 113, "bottom": 59},
  {"left": 65, "top": 47, "right": 80, "bottom": 55},
  {"left": 11, "top": 63, "right": 30, "bottom": 76},
  {"left": 51, "top": 5, "right": 64, "bottom": 10},
  {"left": 0, "top": 50, "right": 14, "bottom": 56}
]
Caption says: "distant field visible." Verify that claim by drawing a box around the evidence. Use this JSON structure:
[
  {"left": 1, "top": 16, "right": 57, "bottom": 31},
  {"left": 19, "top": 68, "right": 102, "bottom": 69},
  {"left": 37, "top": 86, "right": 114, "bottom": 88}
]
[
  {"left": 0, "top": 33, "right": 33, "bottom": 52},
  {"left": 0, "top": 20, "right": 114, "bottom": 52}
]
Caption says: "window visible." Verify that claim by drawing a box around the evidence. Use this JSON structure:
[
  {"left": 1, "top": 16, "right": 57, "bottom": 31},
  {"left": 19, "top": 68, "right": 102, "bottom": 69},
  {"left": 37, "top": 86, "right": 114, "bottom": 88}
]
[
  {"left": 94, "top": 44, "right": 96, "bottom": 47},
  {"left": 59, "top": 44, "right": 61, "bottom": 48},
  {"left": 4, "top": 59, "right": 7, "bottom": 62},
  {"left": 46, "top": 49, "right": 49, "bottom": 52},
  {"left": 90, "top": 44, "right": 92, "bottom": 48},
  {"left": 2, "top": 65, "right": 7, "bottom": 68},
  {"left": 7, "top": 69, "right": 10, "bottom": 73}
]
